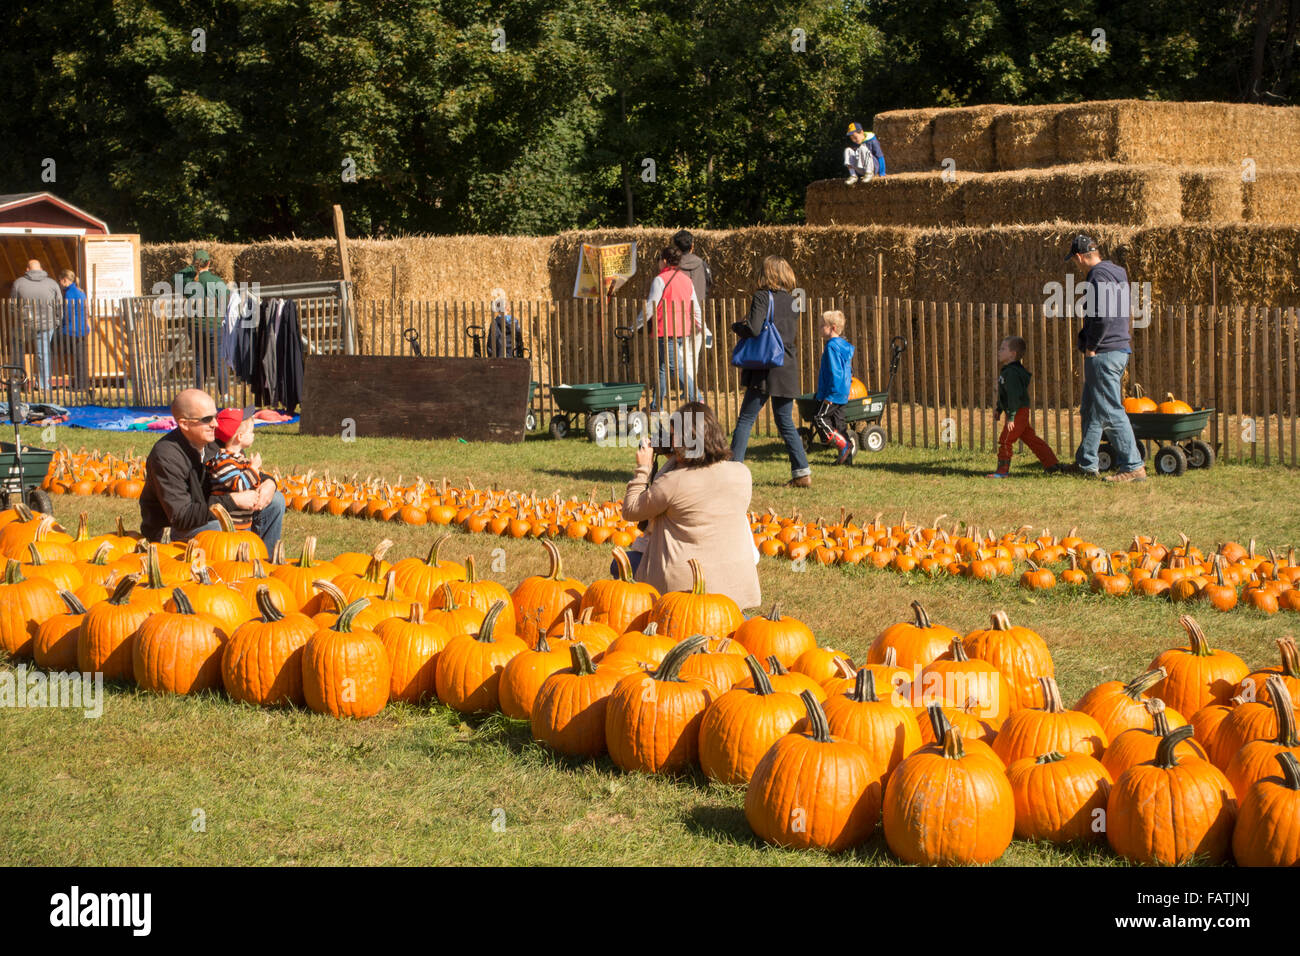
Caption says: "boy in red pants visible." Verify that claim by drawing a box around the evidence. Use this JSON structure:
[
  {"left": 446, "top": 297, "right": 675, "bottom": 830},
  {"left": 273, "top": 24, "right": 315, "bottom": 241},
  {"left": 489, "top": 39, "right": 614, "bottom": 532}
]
[{"left": 989, "top": 336, "right": 1062, "bottom": 477}]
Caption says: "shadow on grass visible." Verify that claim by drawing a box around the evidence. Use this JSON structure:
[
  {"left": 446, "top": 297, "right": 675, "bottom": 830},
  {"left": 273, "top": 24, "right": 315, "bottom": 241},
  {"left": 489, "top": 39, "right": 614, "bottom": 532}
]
[
  {"left": 683, "top": 804, "right": 753, "bottom": 847},
  {"left": 537, "top": 467, "right": 631, "bottom": 483}
]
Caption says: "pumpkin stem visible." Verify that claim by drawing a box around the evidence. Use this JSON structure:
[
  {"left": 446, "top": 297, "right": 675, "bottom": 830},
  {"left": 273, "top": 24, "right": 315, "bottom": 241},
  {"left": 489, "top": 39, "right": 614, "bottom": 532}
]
[
  {"left": 297, "top": 536, "right": 319, "bottom": 568},
  {"left": 687, "top": 558, "right": 707, "bottom": 595},
  {"left": 910, "top": 600, "right": 933, "bottom": 629},
  {"left": 473, "top": 600, "right": 508, "bottom": 643},
  {"left": 25, "top": 542, "right": 47, "bottom": 565},
  {"left": 209, "top": 502, "right": 236, "bottom": 532},
  {"left": 829, "top": 656, "right": 855, "bottom": 680},
  {"left": 926, "top": 703, "right": 952, "bottom": 743},
  {"left": 941, "top": 726, "right": 966, "bottom": 760},
  {"left": 946, "top": 637, "right": 969, "bottom": 663},
  {"left": 57, "top": 589, "right": 88, "bottom": 615},
  {"left": 438, "top": 582, "right": 460, "bottom": 611},
  {"left": 88, "top": 541, "right": 113, "bottom": 565},
  {"left": 1145, "top": 697, "right": 1171, "bottom": 737},
  {"left": 406, "top": 603, "right": 424, "bottom": 624},
  {"left": 270, "top": 539, "right": 285, "bottom": 565},
  {"left": 569, "top": 642, "right": 597, "bottom": 676},
  {"left": 611, "top": 547, "right": 635, "bottom": 582},
  {"left": 255, "top": 584, "right": 286, "bottom": 621},
  {"left": 1178, "top": 615, "right": 1214, "bottom": 656},
  {"left": 764, "top": 654, "right": 789, "bottom": 676},
  {"left": 363, "top": 538, "right": 395, "bottom": 582},
  {"left": 652, "top": 634, "right": 708, "bottom": 682},
  {"left": 800, "top": 689, "right": 833, "bottom": 743},
  {"left": 169, "top": 587, "right": 197, "bottom": 615},
  {"left": 425, "top": 533, "right": 452, "bottom": 567},
  {"left": 1265, "top": 675, "right": 1299, "bottom": 746},
  {"left": 1276, "top": 637, "right": 1300, "bottom": 679},
  {"left": 1123, "top": 667, "right": 1167, "bottom": 699},
  {"left": 311, "top": 579, "right": 348, "bottom": 612},
  {"left": 765, "top": 602, "right": 782, "bottom": 622},
  {"left": 1154, "top": 724, "right": 1196, "bottom": 769},
  {"left": 107, "top": 573, "right": 140, "bottom": 605},
  {"left": 1039, "top": 676, "right": 1065, "bottom": 713},
  {"left": 1035, "top": 751, "right": 1066, "bottom": 765},
  {"left": 541, "top": 539, "right": 565, "bottom": 581},
  {"left": 989, "top": 610, "right": 1011, "bottom": 631},
  {"left": 333, "top": 597, "right": 371, "bottom": 632},
  {"left": 74, "top": 511, "right": 89, "bottom": 541},
  {"left": 852, "top": 668, "right": 880, "bottom": 703},
  {"left": 883, "top": 646, "right": 897, "bottom": 667},
  {"left": 744, "top": 655, "right": 775, "bottom": 695},
  {"left": 1275, "top": 752, "right": 1300, "bottom": 791},
  {"left": 464, "top": 554, "right": 478, "bottom": 584},
  {"left": 535, "top": 626, "right": 552, "bottom": 654}
]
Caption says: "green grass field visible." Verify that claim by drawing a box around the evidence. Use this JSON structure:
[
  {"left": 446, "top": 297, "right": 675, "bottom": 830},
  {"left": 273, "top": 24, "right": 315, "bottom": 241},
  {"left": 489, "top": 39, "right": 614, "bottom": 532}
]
[{"left": 3, "top": 425, "right": 1297, "bottom": 866}]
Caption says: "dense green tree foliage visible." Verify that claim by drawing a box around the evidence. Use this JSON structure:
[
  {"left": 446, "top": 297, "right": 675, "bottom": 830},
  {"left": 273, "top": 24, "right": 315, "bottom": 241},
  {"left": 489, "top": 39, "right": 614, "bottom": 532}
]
[{"left": 1, "top": 0, "right": 1294, "bottom": 239}]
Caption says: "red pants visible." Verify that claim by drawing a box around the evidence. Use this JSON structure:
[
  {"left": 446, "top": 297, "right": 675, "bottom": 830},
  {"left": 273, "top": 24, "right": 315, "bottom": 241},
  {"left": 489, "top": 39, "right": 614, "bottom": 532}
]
[{"left": 997, "top": 408, "right": 1058, "bottom": 468}]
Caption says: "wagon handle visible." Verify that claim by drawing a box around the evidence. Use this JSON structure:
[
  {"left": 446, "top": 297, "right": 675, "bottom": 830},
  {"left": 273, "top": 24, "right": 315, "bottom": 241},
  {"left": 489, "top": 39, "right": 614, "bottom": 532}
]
[
  {"left": 465, "top": 324, "right": 486, "bottom": 357},
  {"left": 885, "top": 337, "right": 908, "bottom": 394},
  {"left": 401, "top": 327, "right": 423, "bottom": 357}
]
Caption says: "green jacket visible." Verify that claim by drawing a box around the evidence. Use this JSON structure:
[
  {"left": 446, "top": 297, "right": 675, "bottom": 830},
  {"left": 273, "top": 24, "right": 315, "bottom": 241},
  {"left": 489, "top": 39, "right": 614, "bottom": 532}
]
[
  {"left": 178, "top": 267, "right": 228, "bottom": 331},
  {"left": 996, "top": 360, "right": 1032, "bottom": 415}
]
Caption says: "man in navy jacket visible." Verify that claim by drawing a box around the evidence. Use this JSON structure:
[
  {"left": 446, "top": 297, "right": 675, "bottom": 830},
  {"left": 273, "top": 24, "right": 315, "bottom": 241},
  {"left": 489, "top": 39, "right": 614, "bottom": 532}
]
[{"left": 1066, "top": 235, "right": 1145, "bottom": 482}]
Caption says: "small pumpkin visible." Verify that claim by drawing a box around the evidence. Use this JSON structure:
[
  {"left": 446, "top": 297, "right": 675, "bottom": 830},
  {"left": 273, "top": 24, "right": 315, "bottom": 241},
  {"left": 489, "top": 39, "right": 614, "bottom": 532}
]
[
  {"left": 809, "top": 668, "right": 922, "bottom": 783},
  {"left": 1075, "top": 667, "right": 1186, "bottom": 741},
  {"left": 133, "top": 588, "right": 227, "bottom": 695},
  {"left": 0, "top": 558, "right": 65, "bottom": 660},
  {"left": 76, "top": 574, "right": 150, "bottom": 681},
  {"left": 577, "top": 547, "right": 658, "bottom": 634},
  {"left": 1005, "top": 751, "right": 1112, "bottom": 845},
  {"left": 1101, "top": 698, "right": 1207, "bottom": 780},
  {"left": 867, "top": 600, "right": 957, "bottom": 671},
  {"left": 375, "top": 603, "right": 451, "bottom": 704},
  {"left": 301, "top": 597, "right": 392, "bottom": 718},
  {"left": 699, "top": 655, "right": 805, "bottom": 785},
  {"left": 992, "top": 677, "right": 1108, "bottom": 764},
  {"left": 193, "top": 502, "right": 270, "bottom": 563},
  {"left": 531, "top": 643, "right": 625, "bottom": 758},
  {"left": 32, "top": 590, "right": 89, "bottom": 672},
  {"left": 498, "top": 627, "right": 572, "bottom": 720},
  {"left": 649, "top": 558, "right": 744, "bottom": 642},
  {"left": 434, "top": 601, "right": 528, "bottom": 714},
  {"left": 732, "top": 603, "right": 816, "bottom": 669},
  {"left": 961, "top": 610, "right": 1054, "bottom": 711},
  {"left": 510, "top": 540, "right": 585, "bottom": 648},
  {"left": 1148, "top": 615, "right": 1250, "bottom": 717},
  {"left": 1231, "top": 751, "right": 1300, "bottom": 867}
]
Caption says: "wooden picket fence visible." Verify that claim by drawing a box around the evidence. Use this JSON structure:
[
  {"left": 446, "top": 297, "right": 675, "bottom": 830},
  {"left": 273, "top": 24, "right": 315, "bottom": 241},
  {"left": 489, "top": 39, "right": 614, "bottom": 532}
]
[
  {"left": 4, "top": 293, "right": 1297, "bottom": 466},
  {"left": 357, "top": 297, "right": 1300, "bottom": 465}
]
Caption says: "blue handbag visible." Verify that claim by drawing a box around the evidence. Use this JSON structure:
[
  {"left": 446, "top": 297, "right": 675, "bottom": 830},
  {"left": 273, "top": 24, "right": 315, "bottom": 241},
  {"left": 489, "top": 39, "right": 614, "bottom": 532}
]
[{"left": 730, "top": 292, "right": 785, "bottom": 370}]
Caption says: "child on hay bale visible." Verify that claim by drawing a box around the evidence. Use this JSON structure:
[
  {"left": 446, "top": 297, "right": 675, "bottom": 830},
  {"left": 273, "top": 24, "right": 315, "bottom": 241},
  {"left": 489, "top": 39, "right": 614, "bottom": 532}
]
[
  {"left": 988, "top": 336, "right": 1062, "bottom": 478},
  {"left": 814, "top": 310, "right": 856, "bottom": 466},
  {"left": 844, "top": 121, "right": 886, "bottom": 185},
  {"left": 206, "top": 406, "right": 276, "bottom": 530}
]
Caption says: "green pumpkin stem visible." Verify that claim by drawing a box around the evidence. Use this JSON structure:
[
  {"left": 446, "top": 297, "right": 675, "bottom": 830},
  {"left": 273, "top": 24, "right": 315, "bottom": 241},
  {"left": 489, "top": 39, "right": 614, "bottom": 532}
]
[
  {"left": 1035, "top": 751, "right": 1066, "bottom": 765},
  {"left": 473, "top": 600, "right": 507, "bottom": 643},
  {"left": 107, "top": 573, "right": 140, "bottom": 605},
  {"left": 800, "top": 689, "right": 832, "bottom": 743},
  {"left": 569, "top": 642, "right": 597, "bottom": 676},
  {"left": 425, "top": 534, "right": 451, "bottom": 568},
  {"left": 910, "top": 600, "right": 933, "bottom": 629},
  {"left": 1275, "top": 751, "right": 1300, "bottom": 790},
  {"left": 688, "top": 558, "right": 706, "bottom": 595},
  {"left": 764, "top": 654, "right": 789, "bottom": 676},
  {"left": 57, "top": 589, "right": 88, "bottom": 615},
  {"left": 1123, "top": 667, "right": 1167, "bottom": 699},
  {"left": 439, "top": 582, "right": 461, "bottom": 611},
  {"left": 464, "top": 554, "right": 479, "bottom": 584},
  {"left": 851, "top": 667, "right": 879, "bottom": 703},
  {"left": 941, "top": 727, "right": 966, "bottom": 760},
  {"left": 25, "top": 542, "right": 47, "bottom": 565},
  {"left": 169, "top": 587, "right": 197, "bottom": 615},
  {"left": 297, "top": 536, "right": 319, "bottom": 568},
  {"left": 1154, "top": 725, "right": 1197, "bottom": 769},
  {"left": 1277, "top": 637, "right": 1300, "bottom": 679},
  {"left": 89, "top": 541, "right": 113, "bottom": 565},
  {"left": 744, "top": 655, "right": 775, "bottom": 695},
  {"left": 255, "top": 584, "right": 286, "bottom": 621},
  {"left": 1265, "top": 675, "right": 1299, "bottom": 746},
  {"left": 209, "top": 502, "right": 236, "bottom": 532},
  {"left": 4, "top": 558, "right": 24, "bottom": 584},
  {"left": 143, "top": 543, "right": 165, "bottom": 589},
  {"left": 652, "top": 634, "right": 707, "bottom": 681},
  {"left": 333, "top": 597, "right": 371, "bottom": 632},
  {"left": 926, "top": 703, "right": 952, "bottom": 743},
  {"left": 1178, "top": 615, "right": 1214, "bottom": 656}
]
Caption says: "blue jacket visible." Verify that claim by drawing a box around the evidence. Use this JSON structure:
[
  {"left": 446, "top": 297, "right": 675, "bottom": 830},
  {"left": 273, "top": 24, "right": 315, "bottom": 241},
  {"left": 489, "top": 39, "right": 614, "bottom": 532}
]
[
  {"left": 866, "top": 133, "right": 886, "bottom": 176},
  {"left": 816, "top": 336, "right": 855, "bottom": 404},
  {"left": 1078, "top": 260, "right": 1131, "bottom": 354},
  {"left": 62, "top": 283, "right": 89, "bottom": 337}
]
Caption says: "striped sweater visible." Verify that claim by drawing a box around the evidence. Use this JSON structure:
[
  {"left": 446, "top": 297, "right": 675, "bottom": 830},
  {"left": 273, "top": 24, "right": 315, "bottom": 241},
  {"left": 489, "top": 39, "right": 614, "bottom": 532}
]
[{"left": 205, "top": 450, "right": 265, "bottom": 529}]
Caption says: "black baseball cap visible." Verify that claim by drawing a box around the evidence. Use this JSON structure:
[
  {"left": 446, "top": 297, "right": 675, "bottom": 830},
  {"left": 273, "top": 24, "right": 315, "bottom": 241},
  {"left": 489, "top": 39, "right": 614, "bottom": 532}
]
[{"left": 1065, "top": 235, "right": 1098, "bottom": 259}]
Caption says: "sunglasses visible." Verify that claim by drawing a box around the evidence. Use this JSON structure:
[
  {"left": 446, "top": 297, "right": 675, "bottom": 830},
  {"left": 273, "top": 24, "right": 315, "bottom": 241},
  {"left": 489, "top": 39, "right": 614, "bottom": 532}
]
[{"left": 181, "top": 414, "right": 218, "bottom": 425}]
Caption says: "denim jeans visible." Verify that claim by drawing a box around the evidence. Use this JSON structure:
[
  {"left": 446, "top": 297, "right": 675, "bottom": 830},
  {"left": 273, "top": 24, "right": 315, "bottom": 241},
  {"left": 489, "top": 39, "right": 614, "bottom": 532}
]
[
  {"left": 1076, "top": 350, "right": 1142, "bottom": 473},
  {"left": 31, "top": 328, "right": 55, "bottom": 390},
  {"left": 191, "top": 324, "right": 229, "bottom": 393},
  {"left": 730, "top": 386, "right": 811, "bottom": 478},
  {"left": 172, "top": 491, "right": 286, "bottom": 554},
  {"left": 655, "top": 336, "right": 701, "bottom": 408}
]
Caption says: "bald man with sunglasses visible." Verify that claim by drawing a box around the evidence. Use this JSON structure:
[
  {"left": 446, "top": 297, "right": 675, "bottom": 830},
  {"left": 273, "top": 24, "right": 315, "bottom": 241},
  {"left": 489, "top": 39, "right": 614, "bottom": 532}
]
[{"left": 139, "top": 389, "right": 283, "bottom": 549}]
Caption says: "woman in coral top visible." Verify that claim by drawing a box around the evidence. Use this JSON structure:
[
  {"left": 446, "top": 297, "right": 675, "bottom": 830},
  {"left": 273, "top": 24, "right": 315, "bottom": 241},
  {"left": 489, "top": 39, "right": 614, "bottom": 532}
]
[{"left": 642, "top": 245, "right": 704, "bottom": 410}]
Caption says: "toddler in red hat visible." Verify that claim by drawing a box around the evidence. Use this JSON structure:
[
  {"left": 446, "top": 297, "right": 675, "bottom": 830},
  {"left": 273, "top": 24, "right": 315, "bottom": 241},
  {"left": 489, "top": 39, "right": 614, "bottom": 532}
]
[{"left": 206, "top": 406, "right": 273, "bottom": 531}]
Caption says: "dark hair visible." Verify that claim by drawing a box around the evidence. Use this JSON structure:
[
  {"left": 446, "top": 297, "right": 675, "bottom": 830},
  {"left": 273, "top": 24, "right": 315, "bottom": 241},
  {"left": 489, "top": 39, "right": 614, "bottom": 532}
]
[
  {"left": 1002, "top": 335, "right": 1026, "bottom": 359},
  {"left": 671, "top": 402, "right": 732, "bottom": 467},
  {"left": 660, "top": 245, "right": 682, "bottom": 268},
  {"left": 672, "top": 230, "right": 693, "bottom": 253}
]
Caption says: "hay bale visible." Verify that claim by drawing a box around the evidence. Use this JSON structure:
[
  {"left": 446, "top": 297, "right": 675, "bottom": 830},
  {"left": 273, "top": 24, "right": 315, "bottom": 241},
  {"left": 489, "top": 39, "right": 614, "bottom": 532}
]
[
  {"left": 931, "top": 105, "right": 1002, "bottom": 173},
  {"left": 871, "top": 108, "right": 941, "bottom": 173},
  {"left": 1179, "top": 169, "right": 1242, "bottom": 222},
  {"left": 1129, "top": 224, "right": 1300, "bottom": 306},
  {"left": 1056, "top": 101, "right": 1121, "bottom": 164},
  {"left": 993, "top": 105, "right": 1060, "bottom": 170},
  {"left": 910, "top": 224, "right": 1136, "bottom": 304},
  {"left": 141, "top": 242, "right": 243, "bottom": 290},
  {"left": 1242, "top": 169, "right": 1300, "bottom": 223},
  {"left": 962, "top": 165, "right": 1182, "bottom": 228},
  {"left": 805, "top": 174, "right": 965, "bottom": 228}
]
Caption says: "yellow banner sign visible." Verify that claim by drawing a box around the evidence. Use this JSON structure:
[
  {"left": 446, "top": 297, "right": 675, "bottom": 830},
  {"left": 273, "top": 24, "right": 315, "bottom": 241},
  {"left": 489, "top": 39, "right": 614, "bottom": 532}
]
[{"left": 573, "top": 242, "right": 637, "bottom": 299}]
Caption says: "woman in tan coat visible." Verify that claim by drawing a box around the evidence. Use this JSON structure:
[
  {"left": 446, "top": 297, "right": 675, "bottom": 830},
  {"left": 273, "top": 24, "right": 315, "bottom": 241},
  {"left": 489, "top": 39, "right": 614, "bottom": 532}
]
[{"left": 622, "top": 402, "right": 761, "bottom": 610}]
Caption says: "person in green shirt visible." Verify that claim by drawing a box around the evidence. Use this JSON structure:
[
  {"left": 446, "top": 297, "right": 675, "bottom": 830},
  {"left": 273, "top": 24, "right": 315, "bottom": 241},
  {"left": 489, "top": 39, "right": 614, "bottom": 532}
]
[
  {"left": 988, "top": 335, "right": 1062, "bottom": 478},
  {"left": 175, "top": 249, "right": 230, "bottom": 396}
]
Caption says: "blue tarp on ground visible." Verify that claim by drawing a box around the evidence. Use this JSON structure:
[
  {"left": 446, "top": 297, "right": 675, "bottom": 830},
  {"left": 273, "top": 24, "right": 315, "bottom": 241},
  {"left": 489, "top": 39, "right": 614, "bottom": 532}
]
[{"left": 62, "top": 406, "right": 300, "bottom": 431}]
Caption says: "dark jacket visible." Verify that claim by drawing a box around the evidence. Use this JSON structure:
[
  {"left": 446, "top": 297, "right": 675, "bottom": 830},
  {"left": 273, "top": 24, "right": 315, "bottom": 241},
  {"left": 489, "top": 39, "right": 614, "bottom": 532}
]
[
  {"left": 678, "top": 253, "right": 712, "bottom": 308},
  {"left": 996, "top": 360, "right": 1032, "bottom": 415},
  {"left": 139, "top": 428, "right": 220, "bottom": 540},
  {"left": 1078, "top": 260, "right": 1132, "bottom": 354},
  {"left": 733, "top": 288, "right": 800, "bottom": 398}
]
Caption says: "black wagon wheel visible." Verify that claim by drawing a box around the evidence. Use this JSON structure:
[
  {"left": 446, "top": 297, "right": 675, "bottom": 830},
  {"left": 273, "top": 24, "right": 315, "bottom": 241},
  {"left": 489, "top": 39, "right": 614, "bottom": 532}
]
[
  {"left": 25, "top": 487, "right": 54, "bottom": 514},
  {"left": 1185, "top": 439, "right": 1215, "bottom": 470},
  {"left": 587, "top": 411, "right": 617, "bottom": 444},
  {"left": 860, "top": 424, "right": 887, "bottom": 453},
  {"left": 549, "top": 414, "right": 571, "bottom": 440},
  {"left": 624, "top": 410, "right": 649, "bottom": 443},
  {"left": 524, "top": 410, "right": 537, "bottom": 432},
  {"left": 1153, "top": 443, "right": 1188, "bottom": 477},
  {"left": 1096, "top": 442, "right": 1115, "bottom": 473}
]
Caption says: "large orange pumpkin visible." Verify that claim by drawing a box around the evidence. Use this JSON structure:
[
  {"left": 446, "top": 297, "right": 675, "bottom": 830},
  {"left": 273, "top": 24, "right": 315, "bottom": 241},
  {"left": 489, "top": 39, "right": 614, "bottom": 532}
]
[
  {"left": 77, "top": 574, "right": 151, "bottom": 681},
  {"left": 133, "top": 588, "right": 227, "bottom": 695},
  {"left": 648, "top": 558, "right": 743, "bottom": 642},
  {"left": 732, "top": 603, "right": 815, "bottom": 668},
  {"left": 577, "top": 547, "right": 658, "bottom": 634},
  {"left": 376, "top": 603, "right": 452, "bottom": 705},
  {"left": 301, "top": 598, "right": 392, "bottom": 718},
  {"left": 510, "top": 540, "right": 585, "bottom": 648},
  {"left": 434, "top": 601, "right": 528, "bottom": 714},
  {"left": 193, "top": 502, "right": 270, "bottom": 563},
  {"left": 222, "top": 585, "right": 317, "bottom": 707},
  {"left": 867, "top": 600, "right": 957, "bottom": 671},
  {"left": 0, "top": 558, "right": 64, "bottom": 659}
]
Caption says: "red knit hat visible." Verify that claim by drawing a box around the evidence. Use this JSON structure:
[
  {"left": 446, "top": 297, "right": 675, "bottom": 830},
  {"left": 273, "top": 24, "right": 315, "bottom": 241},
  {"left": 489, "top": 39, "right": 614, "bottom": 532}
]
[{"left": 214, "top": 406, "right": 257, "bottom": 444}]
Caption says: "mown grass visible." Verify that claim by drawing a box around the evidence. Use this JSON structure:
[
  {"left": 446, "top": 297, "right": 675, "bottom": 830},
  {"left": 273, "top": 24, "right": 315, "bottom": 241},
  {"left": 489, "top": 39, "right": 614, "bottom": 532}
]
[{"left": 2, "top": 424, "right": 1297, "bottom": 866}]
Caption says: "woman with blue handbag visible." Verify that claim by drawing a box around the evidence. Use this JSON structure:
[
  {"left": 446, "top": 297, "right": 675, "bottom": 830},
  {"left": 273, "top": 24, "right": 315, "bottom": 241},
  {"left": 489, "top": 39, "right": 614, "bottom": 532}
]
[{"left": 728, "top": 255, "right": 811, "bottom": 487}]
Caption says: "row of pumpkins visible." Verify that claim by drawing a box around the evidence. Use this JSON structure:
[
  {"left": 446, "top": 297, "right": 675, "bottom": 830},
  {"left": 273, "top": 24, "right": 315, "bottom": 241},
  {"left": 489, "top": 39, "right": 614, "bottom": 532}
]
[
  {"left": 41, "top": 450, "right": 1298, "bottom": 616},
  {"left": 1, "top": 503, "right": 1296, "bottom": 867}
]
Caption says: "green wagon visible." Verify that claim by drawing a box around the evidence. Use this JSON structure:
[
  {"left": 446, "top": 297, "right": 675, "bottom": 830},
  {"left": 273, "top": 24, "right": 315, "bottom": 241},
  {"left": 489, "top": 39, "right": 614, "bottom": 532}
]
[
  {"left": 549, "top": 382, "right": 649, "bottom": 443},
  {"left": 0, "top": 366, "right": 54, "bottom": 512},
  {"left": 1098, "top": 408, "right": 1216, "bottom": 477},
  {"left": 795, "top": 335, "right": 907, "bottom": 456}
]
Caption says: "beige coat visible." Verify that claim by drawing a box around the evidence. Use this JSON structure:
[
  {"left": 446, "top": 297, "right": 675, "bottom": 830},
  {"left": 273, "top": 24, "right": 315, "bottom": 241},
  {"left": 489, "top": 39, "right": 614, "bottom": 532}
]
[{"left": 623, "top": 458, "right": 761, "bottom": 610}]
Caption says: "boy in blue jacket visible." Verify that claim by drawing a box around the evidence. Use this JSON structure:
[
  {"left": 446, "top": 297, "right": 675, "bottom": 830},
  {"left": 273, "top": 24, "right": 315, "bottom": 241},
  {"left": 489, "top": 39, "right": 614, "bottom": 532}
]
[
  {"left": 845, "top": 122, "right": 886, "bottom": 185},
  {"left": 814, "top": 310, "right": 856, "bottom": 465}
]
